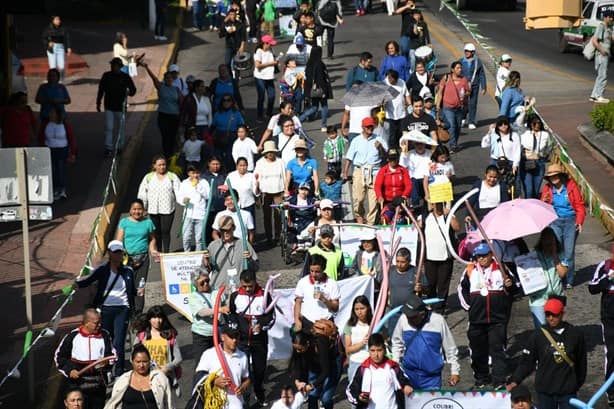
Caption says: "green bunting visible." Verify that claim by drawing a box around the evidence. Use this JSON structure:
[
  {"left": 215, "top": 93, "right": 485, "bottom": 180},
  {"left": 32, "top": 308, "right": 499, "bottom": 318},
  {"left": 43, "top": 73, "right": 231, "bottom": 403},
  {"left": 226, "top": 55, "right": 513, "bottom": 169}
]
[{"left": 23, "top": 330, "right": 32, "bottom": 357}]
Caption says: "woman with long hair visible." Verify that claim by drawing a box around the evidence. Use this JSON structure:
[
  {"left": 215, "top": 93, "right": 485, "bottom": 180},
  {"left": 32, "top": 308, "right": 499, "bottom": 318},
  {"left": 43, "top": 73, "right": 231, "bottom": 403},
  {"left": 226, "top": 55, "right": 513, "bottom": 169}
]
[
  {"left": 42, "top": 15, "right": 72, "bottom": 80},
  {"left": 300, "top": 46, "right": 333, "bottom": 133},
  {"left": 343, "top": 296, "right": 373, "bottom": 383},
  {"left": 137, "top": 154, "right": 181, "bottom": 253},
  {"left": 133, "top": 306, "right": 183, "bottom": 391},
  {"left": 519, "top": 115, "right": 551, "bottom": 199},
  {"left": 436, "top": 61, "right": 470, "bottom": 153},
  {"left": 211, "top": 93, "right": 245, "bottom": 171},
  {"left": 379, "top": 41, "right": 409, "bottom": 82},
  {"left": 499, "top": 71, "right": 535, "bottom": 130},
  {"left": 113, "top": 32, "right": 130, "bottom": 68},
  {"left": 253, "top": 35, "right": 278, "bottom": 122},
  {"left": 179, "top": 79, "right": 212, "bottom": 141},
  {"left": 226, "top": 156, "right": 260, "bottom": 230},
  {"left": 481, "top": 115, "right": 522, "bottom": 197}
]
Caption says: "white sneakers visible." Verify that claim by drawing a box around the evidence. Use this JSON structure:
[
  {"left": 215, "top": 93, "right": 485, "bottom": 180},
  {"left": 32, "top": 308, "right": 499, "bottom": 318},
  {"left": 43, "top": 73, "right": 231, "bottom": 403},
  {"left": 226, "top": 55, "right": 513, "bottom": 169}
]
[
  {"left": 154, "top": 35, "right": 168, "bottom": 41},
  {"left": 468, "top": 123, "right": 477, "bottom": 129},
  {"left": 590, "top": 96, "right": 610, "bottom": 103}
]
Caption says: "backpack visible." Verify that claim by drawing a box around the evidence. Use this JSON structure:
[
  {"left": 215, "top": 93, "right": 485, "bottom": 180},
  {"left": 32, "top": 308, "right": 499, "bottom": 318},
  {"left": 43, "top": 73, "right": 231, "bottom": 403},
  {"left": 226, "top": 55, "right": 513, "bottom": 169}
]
[
  {"left": 318, "top": 0, "right": 338, "bottom": 25},
  {"left": 137, "top": 332, "right": 182, "bottom": 380}
]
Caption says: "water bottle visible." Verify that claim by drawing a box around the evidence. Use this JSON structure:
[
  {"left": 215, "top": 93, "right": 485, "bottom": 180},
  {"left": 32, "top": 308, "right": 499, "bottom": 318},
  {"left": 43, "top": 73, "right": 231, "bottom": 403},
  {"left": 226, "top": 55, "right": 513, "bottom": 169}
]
[
  {"left": 251, "top": 317, "right": 260, "bottom": 335},
  {"left": 138, "top": 277, "right": 146, "bottom": 290},
  {"left": 229, "top": 276, "right": 238, "bottom": 293}
]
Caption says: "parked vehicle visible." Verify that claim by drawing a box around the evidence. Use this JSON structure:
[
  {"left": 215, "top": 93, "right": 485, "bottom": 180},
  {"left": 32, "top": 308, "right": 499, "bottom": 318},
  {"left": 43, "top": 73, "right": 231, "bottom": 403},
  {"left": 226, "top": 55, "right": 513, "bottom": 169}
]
[{"left": 559, "top": 0, "right": 614, "bottom": 53}]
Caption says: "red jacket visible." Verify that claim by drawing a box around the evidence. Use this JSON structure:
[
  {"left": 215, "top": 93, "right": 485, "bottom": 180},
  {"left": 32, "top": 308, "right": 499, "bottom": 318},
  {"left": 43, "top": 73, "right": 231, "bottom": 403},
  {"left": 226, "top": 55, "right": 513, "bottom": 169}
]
[
  {"left": 1, "top": 106, "right": 37, "bottom": 147},
  {"left": 374, "top": 164, "right": 412, "bottom": 202},
  {"left": 540, "top": 178, "right": 585, "bottom": 226},
  {"left": 38, "top": 119, "right": 77, "bottom": 156}
]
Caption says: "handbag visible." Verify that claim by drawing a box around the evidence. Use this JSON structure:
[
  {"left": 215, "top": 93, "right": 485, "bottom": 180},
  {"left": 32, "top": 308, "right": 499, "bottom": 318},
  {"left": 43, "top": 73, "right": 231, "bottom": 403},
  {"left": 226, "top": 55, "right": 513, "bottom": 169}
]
[
  {"left": 437, "top": 125, "right": 450, "bottom": 143},
  {"left": 523, "top": 131, "right": 540, "bottom": 171},
  {"left": 311, "top": 84, "right": 325, "bottom": 99}
]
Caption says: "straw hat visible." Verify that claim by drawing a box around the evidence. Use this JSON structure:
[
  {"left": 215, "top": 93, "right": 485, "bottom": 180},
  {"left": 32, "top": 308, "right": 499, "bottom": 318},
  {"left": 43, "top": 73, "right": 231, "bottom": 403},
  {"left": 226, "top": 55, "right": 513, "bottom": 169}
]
[
  {"left": 544, "top": 163, "right": 565, "bottom": 178},
  {"left": 294, "top": 139, "right": 308, "bottom": 150},
  {"left": 262, "top": 140, "right": 278, "bottom": 154},
  {"left": 219, "top": 216, "right": 236, "bottom": 231}
]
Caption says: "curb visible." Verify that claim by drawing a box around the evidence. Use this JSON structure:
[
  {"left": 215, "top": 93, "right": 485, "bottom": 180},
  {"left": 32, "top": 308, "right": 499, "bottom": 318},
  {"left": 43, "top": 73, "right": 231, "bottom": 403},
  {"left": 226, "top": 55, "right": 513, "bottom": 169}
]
[{"left": 39, "top": 4, "right": 185, "bottom": 408}]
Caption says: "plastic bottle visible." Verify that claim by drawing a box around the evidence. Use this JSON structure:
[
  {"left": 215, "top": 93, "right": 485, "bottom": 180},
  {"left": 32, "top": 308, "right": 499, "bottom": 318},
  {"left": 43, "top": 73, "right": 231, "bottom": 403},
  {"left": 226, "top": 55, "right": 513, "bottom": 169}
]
[{"left": 138, "top": 278, "right": 146, "bottom": 290}]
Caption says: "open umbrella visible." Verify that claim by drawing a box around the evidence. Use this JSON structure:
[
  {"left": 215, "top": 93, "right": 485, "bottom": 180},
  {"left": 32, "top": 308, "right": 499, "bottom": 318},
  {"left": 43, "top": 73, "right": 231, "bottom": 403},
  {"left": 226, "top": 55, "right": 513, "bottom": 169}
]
[
  {"left": 342, "top": 81, "right": 400, "bottom": 107},
  {"left": 400, "top": 130, "right": 438, "bottom": 146},
  {"left": 480, "top": 198, "right": 558, "bottom": 241}
]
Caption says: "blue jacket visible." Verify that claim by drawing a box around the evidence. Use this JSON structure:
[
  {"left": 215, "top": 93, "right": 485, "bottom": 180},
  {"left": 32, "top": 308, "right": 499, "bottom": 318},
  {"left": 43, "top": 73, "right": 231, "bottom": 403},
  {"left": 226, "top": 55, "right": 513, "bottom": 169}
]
[
  {"left": 499, "top": 86, "right": 525, "bottom": 120},
  {"left": 76, "top": 262, "right": 136, "bottom": 311},
  {"left": 320, "top": 180, "right": 343, "bottom": 201},
  {"left": 460, "top": 56, "right": 486, "bottom": 90},
  {"left": 379, "top": 55, "right": 409, "bottom": 82}
]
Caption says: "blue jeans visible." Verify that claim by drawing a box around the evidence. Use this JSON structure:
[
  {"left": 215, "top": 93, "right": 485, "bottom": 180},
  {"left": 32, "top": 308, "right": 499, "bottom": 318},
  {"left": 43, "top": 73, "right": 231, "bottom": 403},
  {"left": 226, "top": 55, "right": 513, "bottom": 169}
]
[
  {"left": 521, "top": 158, "right": 546, "bottom": 199},
  {"left": 400, "top": 35, "right": 410, "bottom": 60},
  {"left": 101, "top": 305, "right": 130, "bottom": 376},
  {"left": 550, "top": 215, "right": 578, "bottom": 286},
  {"left": 410, "top": 177, "right": 425, "bottom": 206},
  {"left": 536, "top": 392, "right": 575, "bottom": 409},
  {"left": 192, "top": 0, "right": 204, "bottom": 28},
  {"left": 255, "top": 78, "right": 275, "bottom": 118},
  {"left": 47, "top": 43, "right": 66, "bottom": 73},
  {"left": 104, "top": 110, "right": 125, "bottom": 151},
  {"left": 50, "top": 146, "right": 69, "bottom": 192},
  {"left": 530, "top": 304, "right": 546, "bottom": 329},
  {"left": 353, "top": 0, "right": 368, "bottom": 11},
  {"left": 466, "top": 86, "right": 479, "bottom": 125},
  {"left": 300, "top": 98, "right": 329, "bottom": 128},
  {"left": 307, "top": 364, "right": 338, "bottom": 409},
  {"left": 183, "top": 217, "right": 204, "bottom": 251},
  {"left": 441, "top": 107, "right": 463, "bottom": 148}
]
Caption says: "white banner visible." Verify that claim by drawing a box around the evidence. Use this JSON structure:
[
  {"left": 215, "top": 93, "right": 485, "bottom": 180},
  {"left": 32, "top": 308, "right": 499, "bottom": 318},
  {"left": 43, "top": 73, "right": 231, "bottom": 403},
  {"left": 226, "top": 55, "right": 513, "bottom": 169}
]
[
  {"left": 339, "top": 225, "right": 419, "bottom": 267},
  {"left": 267, "top": 275, "right": 374, "bottom": 360},
  {"left": 160, "top": 251, "right": 206, "bottom": 321},
  {"left": 406, "top": 390, "right": 510, "bottom": 408}
]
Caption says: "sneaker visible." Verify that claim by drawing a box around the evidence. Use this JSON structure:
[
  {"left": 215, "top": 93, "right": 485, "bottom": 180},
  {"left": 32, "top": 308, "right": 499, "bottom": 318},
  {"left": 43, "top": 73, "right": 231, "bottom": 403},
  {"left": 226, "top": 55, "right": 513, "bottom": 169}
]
[
  {"left": 158, "top": 35, "right": 168, "bottom": 41},
  {"left": 355, "top": 10, "right": 361, "bottom": 15},
  {"left": 256, "top": 398, "right": 269, "bottom": 407},
  {"left": 359, "top": 9, "right": 366, "bottom": 15},
  {"left": 596, "top": 96, "right": 610, "bottom": 103},
  {"left": 321, "top": 127, "right": 327, "bottom": 133},
  {"left": 468, "top": 123, "right": 477, "bottom": 129},
  {"left": 461, "top": 119, "right": 466, "bottom": 127},
  {"left": 566, "top": 283, "right": 573, "bottom": 290},
  {"left": 209, "top": 25, "right": 214, "bottom": 31}
]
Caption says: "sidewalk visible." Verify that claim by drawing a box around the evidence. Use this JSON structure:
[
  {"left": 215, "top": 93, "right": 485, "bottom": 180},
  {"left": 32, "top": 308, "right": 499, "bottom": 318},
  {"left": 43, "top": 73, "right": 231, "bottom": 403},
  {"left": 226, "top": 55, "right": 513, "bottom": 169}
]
[{"left": 0, "top": 13, "right": 179, "bottom": 407}]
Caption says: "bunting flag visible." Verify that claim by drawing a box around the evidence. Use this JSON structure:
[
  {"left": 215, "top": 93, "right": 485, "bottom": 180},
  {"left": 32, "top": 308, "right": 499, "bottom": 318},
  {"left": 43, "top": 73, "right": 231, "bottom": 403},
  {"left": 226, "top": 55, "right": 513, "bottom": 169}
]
[{"left": 22, "top": 330, "right": 32, "bottom": 357}]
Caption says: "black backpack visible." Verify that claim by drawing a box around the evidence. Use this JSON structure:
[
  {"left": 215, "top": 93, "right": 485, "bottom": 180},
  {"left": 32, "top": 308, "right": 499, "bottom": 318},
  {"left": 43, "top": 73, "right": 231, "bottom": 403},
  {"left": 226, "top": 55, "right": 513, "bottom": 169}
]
[{"left": 318, "top": 1, "right": 338, "bottom": 24}]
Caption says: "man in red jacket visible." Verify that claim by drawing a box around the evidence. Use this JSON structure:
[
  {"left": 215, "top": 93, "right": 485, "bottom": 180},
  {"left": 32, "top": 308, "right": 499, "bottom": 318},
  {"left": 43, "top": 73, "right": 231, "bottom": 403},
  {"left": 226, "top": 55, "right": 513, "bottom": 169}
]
[{"left": 374, "top": 148, "right": 412, "bottom": 208}]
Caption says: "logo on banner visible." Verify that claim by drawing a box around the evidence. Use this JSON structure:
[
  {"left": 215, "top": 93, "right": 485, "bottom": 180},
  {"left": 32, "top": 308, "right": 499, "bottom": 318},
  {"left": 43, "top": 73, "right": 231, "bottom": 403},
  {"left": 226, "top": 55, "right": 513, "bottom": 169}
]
[
  {"left": 421, "top": 398, "right": 464, "bottom": 409},
  {"left": 169, "top": 284, "right": 180, "bottom": 294},
  {"left": 180, "top": 284, "right": 192, "bottom": 294}
]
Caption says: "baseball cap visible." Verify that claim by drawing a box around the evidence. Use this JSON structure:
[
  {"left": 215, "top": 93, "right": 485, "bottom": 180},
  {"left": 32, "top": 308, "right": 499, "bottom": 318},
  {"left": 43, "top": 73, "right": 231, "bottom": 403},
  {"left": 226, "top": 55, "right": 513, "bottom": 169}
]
[
  {"left": 222, "top": 316, "right": 241, "bottom": 337},
  {"left": 169, "top": 64, "right": 180, "bottom": 73},
  {"left": 387, "top": 148, "right": 399, "bottom": 159},
  {"left": 604, "top": 10, "right": 614, "bottom": 18},
  {"left": 298, "top": 182, "right": 311, "bottom": 191},
  {"left": 261, "top": 34, "right": 277, "bottom": 46},
  {"left": 544, "top": 298, "right": 565, "bottom": 315},
  {"left": 362, "top": 117, "right": 375, "bottom": 127},
  {"left": 423, "top": 92, "right": 434, "bottom": 101},
  {"left": 510, "top": 385, "right": 532, "bottom": 402},
  {"left": 402, "top": 293, "right": 427, "bottom": 318},
  {"left": 464, "top": 43, "right": 476, "bottom": 52},
  {"left": 319, "top": 224, "right": 335, "bottom": 237},
  {"left": 473, "top": 242, "right": 491, "bottom": 256},
  {"left": 294, "top": 33, "right": 305, "bottom": 46},
  {"left": 500, "top": 53, "right": 512, "bottom": 62},
  {"left": 109, "top": 57, "right": 123, "bottom": 66},
  {"left": 320, "top": 199, "right": 334, "bottom": 209},
  {"left": 108, "top": 240, "right": 125, "bottom": 253}
]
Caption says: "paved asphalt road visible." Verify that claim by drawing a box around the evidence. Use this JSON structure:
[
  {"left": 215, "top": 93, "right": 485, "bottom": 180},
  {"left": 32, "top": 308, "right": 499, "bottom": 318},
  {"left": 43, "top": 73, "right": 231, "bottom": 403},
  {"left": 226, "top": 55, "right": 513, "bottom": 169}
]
[{"left": 128, "top": 2, "right": 614, "bottom": 408}]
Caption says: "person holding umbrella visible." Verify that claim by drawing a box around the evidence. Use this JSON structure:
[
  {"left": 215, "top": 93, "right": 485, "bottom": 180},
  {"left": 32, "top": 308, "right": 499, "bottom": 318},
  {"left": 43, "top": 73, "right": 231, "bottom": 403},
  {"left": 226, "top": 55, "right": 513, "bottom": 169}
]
[{"left": 540, "top": 163, "right": 585, "bottom": 289}]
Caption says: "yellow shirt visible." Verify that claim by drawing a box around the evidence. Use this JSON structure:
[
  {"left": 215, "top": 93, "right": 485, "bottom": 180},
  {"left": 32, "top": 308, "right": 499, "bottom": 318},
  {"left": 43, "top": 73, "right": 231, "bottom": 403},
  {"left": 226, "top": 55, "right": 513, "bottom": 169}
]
[{"left": 144, "top": 337, "right": 169, "bottom": 369}]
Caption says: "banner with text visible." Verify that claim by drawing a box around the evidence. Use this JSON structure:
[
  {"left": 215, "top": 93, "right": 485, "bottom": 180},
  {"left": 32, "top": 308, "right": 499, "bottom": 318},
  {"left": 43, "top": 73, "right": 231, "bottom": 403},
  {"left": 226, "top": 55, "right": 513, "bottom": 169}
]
[
  {"left": 160, "top": 251, "right": 206, "bottom": 321},
  {"left": 339, "top": 225, "right": 419, "bottom": 267},
  {"left": 406, "top": 390, "right": 510, "bottom": 408},
  {"left": 267, "top": 275, "right": 374, "bottom": 360}
]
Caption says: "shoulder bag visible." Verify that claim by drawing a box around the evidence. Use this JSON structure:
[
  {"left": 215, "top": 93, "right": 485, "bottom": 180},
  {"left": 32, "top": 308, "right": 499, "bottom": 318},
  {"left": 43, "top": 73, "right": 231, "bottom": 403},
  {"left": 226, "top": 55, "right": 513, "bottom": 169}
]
[{"left": 523, "top": 132, "right": 540, "bottom": 171}]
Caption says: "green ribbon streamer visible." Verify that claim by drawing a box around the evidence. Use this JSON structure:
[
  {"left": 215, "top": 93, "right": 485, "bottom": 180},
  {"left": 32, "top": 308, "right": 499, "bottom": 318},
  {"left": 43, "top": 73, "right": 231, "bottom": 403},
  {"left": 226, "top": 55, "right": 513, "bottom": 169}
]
[
  {"left": 201, "top": 178, "right": 215, "bottom": 250},
  {"left": 61, "top": 284, "right": 74, "bottom": 296},
  {"left": 23, "top": 330, "right": 32, "bottom": 357},
  {"left": 225, "top": 178, "right": 249, "bottom": 271}
]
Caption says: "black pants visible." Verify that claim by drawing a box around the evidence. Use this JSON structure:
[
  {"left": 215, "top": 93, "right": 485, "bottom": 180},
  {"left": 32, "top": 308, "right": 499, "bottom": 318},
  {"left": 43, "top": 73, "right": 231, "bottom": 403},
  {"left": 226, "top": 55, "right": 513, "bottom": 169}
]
[
  {"left": 467, "top": 322, "right": 507, "bottom": 385},
  {"left": 424, "top": 258, "right": 454, "bottom": 312},
  {"left": 387, "top": 118, "right": 403, "bottom": 149},
  {"left": 157, "top": 112, "right": 179, "bottom": 158},
  {"left": 150, "top": 212, "right": 175, "bottom": 253},
  {"left": 240, "top": 339, "right": 268, "bottom": 399},
  {"left": 129, "top": 253, "right": 149, "bottom": 315},
  {"left": 604, "top": 319, "right": 614, "bottom": 397},
  {"left": 191, "top": 332, "right": 214, "bottom": 370},
  {"left": 324, "top": 27, "right": 335, "bottom": 57}
]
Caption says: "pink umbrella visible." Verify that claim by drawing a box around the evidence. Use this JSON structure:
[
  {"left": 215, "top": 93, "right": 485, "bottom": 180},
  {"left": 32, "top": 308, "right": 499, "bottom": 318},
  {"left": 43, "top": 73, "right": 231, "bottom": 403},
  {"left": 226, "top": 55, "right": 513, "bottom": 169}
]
[{"left": 480, "top": 198, "right": 558, "bottom": 241}]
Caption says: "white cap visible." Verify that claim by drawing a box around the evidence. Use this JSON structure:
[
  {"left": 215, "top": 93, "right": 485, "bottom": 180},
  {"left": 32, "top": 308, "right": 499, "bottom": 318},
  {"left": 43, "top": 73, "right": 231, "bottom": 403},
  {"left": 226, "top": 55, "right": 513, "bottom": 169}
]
[
  {"left": 320, "top": 199, "right": 334, "bottom": 209},
  {"left": 501, "top": 53, "right": 512, "bottom": 62},
  {"left": 108, "top": 240, "right": 124, "bottom": 252},
  {"left": 464, "top": 43, "right": 476, "bottom": 51},
  {"left": 169, "top": 64, "right": 180, "bottom": 72},
  {"left": 360, "top": 231, "right": 376, "bottom": 241}
]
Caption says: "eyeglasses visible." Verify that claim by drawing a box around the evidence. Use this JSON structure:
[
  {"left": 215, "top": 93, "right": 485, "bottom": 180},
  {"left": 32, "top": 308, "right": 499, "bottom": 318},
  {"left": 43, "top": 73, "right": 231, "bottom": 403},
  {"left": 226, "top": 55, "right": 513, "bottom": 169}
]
[{"left": 199, "top": 278, "right": 210, "bottom": 284}]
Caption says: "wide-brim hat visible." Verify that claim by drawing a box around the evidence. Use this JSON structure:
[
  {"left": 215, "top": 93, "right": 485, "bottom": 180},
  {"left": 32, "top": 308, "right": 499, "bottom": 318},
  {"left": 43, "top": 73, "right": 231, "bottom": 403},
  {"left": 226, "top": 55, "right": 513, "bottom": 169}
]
[
  {"left": 262, "top": 140, "right": 278, "bottom": 154},
  {"left": 294, "top": 139, "right": 308, "bottom": 150},
  {"left": 544, "top": 163, "right": 565, "bottom": 178}
]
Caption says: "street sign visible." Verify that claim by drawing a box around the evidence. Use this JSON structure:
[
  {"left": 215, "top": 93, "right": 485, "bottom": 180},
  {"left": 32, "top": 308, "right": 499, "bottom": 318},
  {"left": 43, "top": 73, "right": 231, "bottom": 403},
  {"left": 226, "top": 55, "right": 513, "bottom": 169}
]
[{"left": 0, "top": 148, "right": 53, "bottom": 206}]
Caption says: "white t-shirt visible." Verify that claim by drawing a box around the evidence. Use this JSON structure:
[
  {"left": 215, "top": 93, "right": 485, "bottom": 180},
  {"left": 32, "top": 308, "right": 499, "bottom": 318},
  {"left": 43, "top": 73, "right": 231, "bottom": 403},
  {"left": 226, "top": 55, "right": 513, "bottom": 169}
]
[
  {"left": 232, "top": 137, "right": 259, "bottom": 171},
  {"left": 495, "top": 65, "right": 510, "bottom": 97},
  {"left": 424, "top": 212, "right": 452, "bottom": 261},
  {"left": 424, "top": 161, "right": 455, "bottom": 185},
  {"left": 177, "top": 178, "right": 210, "bottom": 220},
  {"left": 347, "top": 321, "right": 370, "bottom": 363},
  {"left": 194, "top": 95, "right": 212, "bottom": 126},
  {"left": 270, "top": 392, "right": 305, "bottom": 409},
  {"left": 254, "top": 48, "right": 276, "bottom": 80},
  {"left": 294, "top": 275, "right": 340, "bottom": 323},
  {"left": 384, "top": 78, "right": 409, "bottom": 121},
  {"left": 183, "top": 139, "right": 205, "bottom": 162},
  {"left": 212, "top": 209, "right": 255, "bottom": 238},
  {"left": 254, "top": 157, "right": 286, "bottom": 194},
  {"left": 226, "top": 170, "right": 257, "bottom": 208},
  {"left": 103, "top": 271, "right": 129, "bottom": 307},
  {"left": 345, "top": 105, "right": 376, "bottom": 135},
  {"left": 407, "top": 149, "right": 431, "bottom": 179},
  {"left": 195, "top": 347, "right": 249, "bottom": 409},
  {"left": 278, "top": 133, "right": 300, "bottom": 165},
  {"left": 478, "top": 181, "right": 501, "bottom": 210},
  {"left": 44, "top": 122, "right": 69, "bottom": 148}
]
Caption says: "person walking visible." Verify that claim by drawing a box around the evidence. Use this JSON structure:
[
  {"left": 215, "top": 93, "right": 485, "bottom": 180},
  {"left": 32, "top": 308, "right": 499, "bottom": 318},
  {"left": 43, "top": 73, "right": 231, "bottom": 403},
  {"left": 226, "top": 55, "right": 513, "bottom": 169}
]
[
  {"left": 379, "top": 41, "right": 408, "bottom": 82},
  {"left": 253, "top": 35, "right": 278, "bottom": 122},
  {"left": 590, "top": 10, "right": 614, "bottom": 104},
  {"left": 383, "top": 70, "right": 411, "bottom": 148},
  {"left": 345, "top": 52, "right": 377, "bottom": 91},
  {"left": 459, "top": 43, "right": 486, "bottom": 130},
  {"left": 507, "top": 298, "right": 587, "bottom": 409},
  {"left": 35, "top": 68, "right": 71, "bottom": 121},
  {"left": 495, "top": 53, "right": 512, "bottom": 107},
  {"left": 499, "top": 71, "right": 535, "bottom": 131},
  {"left": 519, "top": 115, "right": 551, "bottom": 199},
  {"left": 254, "top": 141, "right": 286, "bottom": 244},
  {"left": 316, "top": 0, "right": 343, "bottom": 59},
  {"left": 300, "top": 46, "right": 333, "bottom": 133},
  {"left": 42, "top": 15, "right": 72, "bottom": 80},
  {"left": 436, "top": 61, "right": 470, "bottom": 153},
  {"left": 96, "top": 58, "right": 137, "bottom": 157}
]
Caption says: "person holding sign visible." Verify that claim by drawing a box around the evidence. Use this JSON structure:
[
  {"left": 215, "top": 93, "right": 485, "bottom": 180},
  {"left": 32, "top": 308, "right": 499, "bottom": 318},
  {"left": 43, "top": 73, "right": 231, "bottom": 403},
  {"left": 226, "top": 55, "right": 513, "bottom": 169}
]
[
  {"left": 422, "top": 144, "right": 454, "bottom": 209},
  {"left": 458, "top": 242, "right": 516, "bottom": 390},
  {"left": 507, "top": 298, "right": 587, "bottom": 409},
  {"left": 204, "top": 216, "right": 259, "bottom": 292}
]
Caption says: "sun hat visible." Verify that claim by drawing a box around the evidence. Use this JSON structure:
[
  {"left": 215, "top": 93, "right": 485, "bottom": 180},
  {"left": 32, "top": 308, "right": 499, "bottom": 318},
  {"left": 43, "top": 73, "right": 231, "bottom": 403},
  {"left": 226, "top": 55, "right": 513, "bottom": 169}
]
[
  {"left": 294, "top": 139, "right": 308, "bottom": 150},
  {"left": 262, "top": 140, "right": 278, "bottom": 154},
  {"left": 544, "top": 163, "right": 565, "bottom": 177},
  {"left": 261, "top": 34, "right": 277, "bottom": 46}
]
